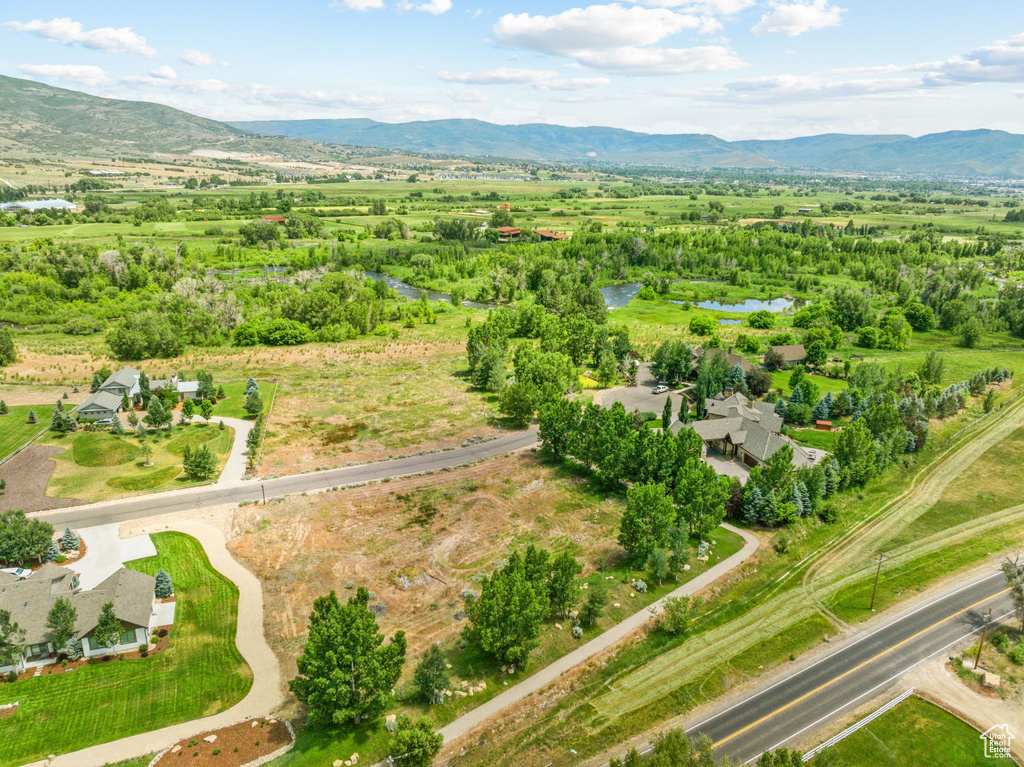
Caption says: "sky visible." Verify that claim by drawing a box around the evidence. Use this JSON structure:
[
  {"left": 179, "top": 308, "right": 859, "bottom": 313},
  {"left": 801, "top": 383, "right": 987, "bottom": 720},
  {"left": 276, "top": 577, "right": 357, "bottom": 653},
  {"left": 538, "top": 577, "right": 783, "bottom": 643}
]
[{"left": 2, "top": 1, "right": 1024, "bottom": 140}]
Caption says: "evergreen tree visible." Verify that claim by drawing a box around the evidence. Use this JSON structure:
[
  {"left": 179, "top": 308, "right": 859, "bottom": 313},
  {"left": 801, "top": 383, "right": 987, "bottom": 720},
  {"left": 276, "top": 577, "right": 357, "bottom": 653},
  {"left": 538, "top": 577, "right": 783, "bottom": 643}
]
[
  {"left": 245, "top": 377, "right": 259, "bottom": 397},
  {"left": 155, "top": 568, "right": 174, "bottom": 598},
  {"left": 413, "top": 645, "right": 449, "bottom": 704},
  {"left": 0, "top": 609, "right": 26, "bottom": 669},
  {"left": 110, "top": 416, "right": 125, "bottom": 435},
  {"left": 138, "top": 371, "right": 152, "bottom": 407},
  {"left": 60, "top": 526, "right": 79, "bottom": 552},
  {"left": 27, "top": 409, "right": 37, "bottom": 424},
  {"left": 46, "top": 596, "right": 77, "bottom": 650},
  {"left": 0, "top": 400, "right": 7, "bottom": 415},
  {"left": 94, "top": 601, "right": 123, "bottom": 649},
  {"left": 661, "top": 396, "right": 673, "bottom": 430},
  {"left": 244, "top": 390, "right": 264, "bottom": 419},
  {"left": 90, "top": 373, "right": 103, "bottom": 392},
  {"left": 289, "top": 588, "right": 406, "bottom": 727},
  {"left": 42, "top": 541, "right": 59, "bottom": 562}
]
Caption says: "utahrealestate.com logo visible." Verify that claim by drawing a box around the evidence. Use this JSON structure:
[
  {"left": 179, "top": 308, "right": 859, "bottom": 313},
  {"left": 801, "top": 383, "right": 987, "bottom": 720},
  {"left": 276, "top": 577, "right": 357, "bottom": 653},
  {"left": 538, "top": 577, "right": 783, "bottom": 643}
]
[{"left": 981, "top": 724, "right": 1014, "bottom": 759}]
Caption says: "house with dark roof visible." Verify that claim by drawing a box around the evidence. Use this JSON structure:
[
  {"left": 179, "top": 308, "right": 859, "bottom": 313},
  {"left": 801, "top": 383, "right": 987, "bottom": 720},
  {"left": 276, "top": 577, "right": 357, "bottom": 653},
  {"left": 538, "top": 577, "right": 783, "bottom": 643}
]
[
  {"left": 535, "top": 229, "right": 570, "bottom": 241},
  {"left": 691, "top": 345, "right": 755, "bottom": 375},
  {"left": 0, "top": 564, "right": 157, "bottom": 673},
  {"left": 674, "top": 391, "right": 817, "bottom": 471},
  {"left": 76, "top": 367, "right": 142, "bottom": 421},
  {"left": 770, "top": 344, "right": 807, "bottom": 368}
]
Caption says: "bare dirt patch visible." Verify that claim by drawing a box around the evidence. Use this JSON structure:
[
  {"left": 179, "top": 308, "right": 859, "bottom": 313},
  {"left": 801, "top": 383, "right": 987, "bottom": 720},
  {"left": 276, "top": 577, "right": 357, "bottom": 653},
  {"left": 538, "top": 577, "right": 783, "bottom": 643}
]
[
  {"left": 0, "top": 384, "right": 87, "bottom": 407},
  {"left": 0, "top": 445, "right": 81, "bottom": 512},
  {"left": 227, "top": 452, "right": 622, "bottom": 689},
  {"left": 154, "top": 717, "right": 291, "bottom": 767}
]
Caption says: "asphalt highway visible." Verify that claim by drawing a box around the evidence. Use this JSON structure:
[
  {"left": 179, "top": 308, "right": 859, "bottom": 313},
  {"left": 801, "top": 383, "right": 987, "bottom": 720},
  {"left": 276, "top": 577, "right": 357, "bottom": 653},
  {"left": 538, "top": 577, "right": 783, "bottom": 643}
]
[
  {"left": 35, "top": 427, "right": 539, "bottom": 528},
  {"left": 676, "top": 571, "right": 1013, "bottom": 763}
]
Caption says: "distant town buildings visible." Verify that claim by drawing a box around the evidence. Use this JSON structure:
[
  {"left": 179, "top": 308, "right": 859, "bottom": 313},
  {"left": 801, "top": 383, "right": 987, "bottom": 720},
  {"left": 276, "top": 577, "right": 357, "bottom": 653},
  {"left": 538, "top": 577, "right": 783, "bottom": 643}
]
[{"left": 0, "top": 199, "right": 77, "bottom": 213}]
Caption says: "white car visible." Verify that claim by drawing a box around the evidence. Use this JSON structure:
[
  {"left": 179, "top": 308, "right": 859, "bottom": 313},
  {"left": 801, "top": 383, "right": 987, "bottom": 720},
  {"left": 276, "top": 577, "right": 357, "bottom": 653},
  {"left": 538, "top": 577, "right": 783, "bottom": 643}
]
[
  {"left": 0, "top": 567, "right": 31, "bottom": 579},
  {"left": 652, "top": 385, "right": 669, "bottom": 395}
]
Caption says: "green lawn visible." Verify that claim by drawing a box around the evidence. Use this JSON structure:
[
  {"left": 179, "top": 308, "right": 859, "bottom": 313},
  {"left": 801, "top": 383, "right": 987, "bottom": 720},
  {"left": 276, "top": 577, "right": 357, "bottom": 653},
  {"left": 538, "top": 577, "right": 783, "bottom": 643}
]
[
  {"left": 0, "top": 532, "right": 252, "bottom": 767},
  {"left": 39, "top": 422, "right": 234, "bottom": 502},
  {"left": 0, "top": 404, "right": 54, "bottom": 461},
  {"left": 789, "top": 427, "right": 839, "bottom": 451},
  {"left": 274, "top": 526, "right": 745, "bottom": 767},
  {"left": 770, "top": 370, "right": 849, "bottom": 396},
  {"left": 827, "top": 696, "right": 1016, "bottom": 767},
  {"left": 211, "top": 381, "right": 275, "bottom": 419}
]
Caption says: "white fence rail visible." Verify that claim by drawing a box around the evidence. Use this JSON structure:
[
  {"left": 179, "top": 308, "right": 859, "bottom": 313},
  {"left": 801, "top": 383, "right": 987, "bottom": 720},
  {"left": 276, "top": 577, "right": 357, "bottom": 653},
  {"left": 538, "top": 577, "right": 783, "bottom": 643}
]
[{"left": 802, "top": 688, "right": 915, "bottom": 761}]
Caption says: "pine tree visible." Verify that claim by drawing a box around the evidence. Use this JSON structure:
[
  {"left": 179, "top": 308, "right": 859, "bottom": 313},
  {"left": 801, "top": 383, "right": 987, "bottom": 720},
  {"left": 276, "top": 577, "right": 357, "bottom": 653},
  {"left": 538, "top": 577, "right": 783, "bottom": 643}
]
[
  {"left": 791, "top": 481, "right": 806, "bottom": 517},
  {"left": 413, "top": 645, "right": 449, "bottom": 704},
  {"left": 110, "top": 417, "right": 125, "bottom": 435},
  {"left": 0, "top": 400, "right": 7, "bottom": 415},
  {"left": 661, "top": 396, "right": 673, "bottom": 430},
  {"left": 155, "top": 568, "right": 174, "bottom": 598},
  {"left": 788, "top": 386, "right": 804, "bottom": 407},
  {"left": 94, "top": 601, "right": 122, "bottom": 650},
  {"left": 245, "top": 377, "right": 259, "bottom": 397},
  {"left": 60, "top": 526, "right": 79, "bottom": 552},
  {"left": 42, "top": 541, "right": 59, "bottom": 562},
  {"left": 289, "top": 588, "right": 406, "bottom": 726},
  {"left": 742, "top": 484, "right": 767, "bottom": 525},
  {"left": 90, "top": 373, "right": 103, "bottom": 392}
]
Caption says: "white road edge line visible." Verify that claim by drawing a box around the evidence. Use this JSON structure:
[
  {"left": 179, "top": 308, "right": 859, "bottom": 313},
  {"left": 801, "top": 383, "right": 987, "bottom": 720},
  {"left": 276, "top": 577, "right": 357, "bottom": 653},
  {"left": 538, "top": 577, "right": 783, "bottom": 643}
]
[
  {"left": 743, "top": 608, "right": 1016, "bottom": 764},
  {"left": 684, "top": 571, "right": 1003, "bottom": 733}
]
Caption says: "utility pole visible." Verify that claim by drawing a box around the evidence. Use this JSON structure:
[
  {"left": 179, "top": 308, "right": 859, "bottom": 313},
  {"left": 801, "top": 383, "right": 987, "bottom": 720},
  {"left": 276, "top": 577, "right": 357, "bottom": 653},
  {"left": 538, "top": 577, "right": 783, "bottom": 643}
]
[
  {"left": 261, "top": 483, "right": 266, "bottom": 506},
  {"left": 869, "top": 552, "right": 888, "bottom": 611},
  {"left": 974, "top": 608, "right": 993, "bottom": 670}
]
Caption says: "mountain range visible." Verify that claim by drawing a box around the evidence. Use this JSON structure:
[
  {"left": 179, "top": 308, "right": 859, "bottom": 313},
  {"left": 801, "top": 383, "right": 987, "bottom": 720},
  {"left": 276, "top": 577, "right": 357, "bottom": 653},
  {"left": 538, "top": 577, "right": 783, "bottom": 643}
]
[
  {"left": 1, "top": 74, "right": 1023, "bottom": 177},
  {"left": 231, "top": 118, "right": 1024, "bottom": 177}
]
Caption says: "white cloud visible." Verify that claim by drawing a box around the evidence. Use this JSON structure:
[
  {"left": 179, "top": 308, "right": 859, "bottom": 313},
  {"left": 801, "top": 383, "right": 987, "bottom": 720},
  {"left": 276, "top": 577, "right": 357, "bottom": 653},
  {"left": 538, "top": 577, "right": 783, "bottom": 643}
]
[
  {"left": 445, "top": 87, "right": 489, "bottom": 102},
  {"left": 121, "top": 68, "right": 231, "bottom": 94},
  {"left": 399, "top": 0, "right": 453, "bottom": 13},
  {"left": 180, "top": 48, "right": 229, "bottom": 67},
  {"left": 922, "top": 33, "right": 1024, "bottom": 86},
  {"left": 436, "top": 67, "right": 611, "bottom": 90},
  {"left": 5, "top": 17, "right": 157, "bottom": 57},
  {"left": 330, "top": 0, "right": 385, "bottom": 9},
  {"left": 632, "top": 0, "right": 755, "bottom": 14},
  {"left": 751, "top": 1, "right": 844, "bottom": 37},
  {"left": 492, "top": 3, "right": 742, "bottom": 75},
  {"left": 18, "top": 63, "right": 110, "bottom": 88},
  {"left": 719, "top": 73, "right": 921, "bottom": 102}
]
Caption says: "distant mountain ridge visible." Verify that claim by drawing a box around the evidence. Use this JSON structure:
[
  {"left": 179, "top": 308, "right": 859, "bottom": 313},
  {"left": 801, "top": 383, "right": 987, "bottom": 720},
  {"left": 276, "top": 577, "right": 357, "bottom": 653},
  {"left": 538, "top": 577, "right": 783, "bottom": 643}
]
[{"left": 230, "top": 118, "right": 1024, "bottom": 177}]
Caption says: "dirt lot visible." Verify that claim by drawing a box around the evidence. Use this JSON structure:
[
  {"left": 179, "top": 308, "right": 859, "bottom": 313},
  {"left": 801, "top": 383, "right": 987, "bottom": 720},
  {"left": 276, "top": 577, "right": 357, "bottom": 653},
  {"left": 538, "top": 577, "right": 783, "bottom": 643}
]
[
  {"left": 0, "top": 445, "right": 81, "bottom": 512},
  {"left": 227, "top": 452, "right": 624, "bottom": 686},
  {"left": 154, "top": 717, "right": 291, "bottom": 767}
]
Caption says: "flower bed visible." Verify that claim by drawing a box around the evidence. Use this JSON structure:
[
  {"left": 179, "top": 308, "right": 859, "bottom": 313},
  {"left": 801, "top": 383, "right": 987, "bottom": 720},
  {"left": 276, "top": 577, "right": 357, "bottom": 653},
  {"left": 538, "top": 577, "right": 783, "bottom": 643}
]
[{"left": 151, "top": 718, "right": 293, "bottom": 767}]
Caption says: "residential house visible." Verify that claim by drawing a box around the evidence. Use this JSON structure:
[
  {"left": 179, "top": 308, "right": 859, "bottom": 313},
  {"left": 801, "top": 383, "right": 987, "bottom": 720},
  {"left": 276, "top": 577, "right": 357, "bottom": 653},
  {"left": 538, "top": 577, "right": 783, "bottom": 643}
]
[
  {"left": 495, "top": 226, "right": 521, "bottom": 240},
  {"left": 75, "top": 366, "right": 142, "bottom": 421},
  {"left": 535, "top": 229, "right": 570, "bottom": 241},
  {"left": 0, "top": 565, "right": 157, "bottom": 674},
  {"left": 771, "top": 344, "right": 806, "bottom": 367},
  {"left": 691, "top": 345, "right": 755, "bottom": 375},
  {"left": 260, "top": 215, "right": 286, "bottom": 225},
  {"left": 151, "top": 374, "right": 202, "bottom": 402},
  {"left": 674, "top": 391, "right": 817, "bottom": 470}
]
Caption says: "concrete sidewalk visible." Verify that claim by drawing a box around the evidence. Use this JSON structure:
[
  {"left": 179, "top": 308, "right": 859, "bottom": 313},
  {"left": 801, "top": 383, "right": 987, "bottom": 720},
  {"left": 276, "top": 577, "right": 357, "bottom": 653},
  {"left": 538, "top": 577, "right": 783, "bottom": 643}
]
[{"left": 432, "top": 523, "right": 760, "bottom": 748}]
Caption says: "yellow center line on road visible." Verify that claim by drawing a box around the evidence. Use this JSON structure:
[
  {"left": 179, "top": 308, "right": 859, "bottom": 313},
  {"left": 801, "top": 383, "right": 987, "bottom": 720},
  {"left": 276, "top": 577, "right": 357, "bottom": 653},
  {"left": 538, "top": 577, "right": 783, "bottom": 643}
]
[{"left": 712, "top": 587, "right": 1011, "bottom": 748}]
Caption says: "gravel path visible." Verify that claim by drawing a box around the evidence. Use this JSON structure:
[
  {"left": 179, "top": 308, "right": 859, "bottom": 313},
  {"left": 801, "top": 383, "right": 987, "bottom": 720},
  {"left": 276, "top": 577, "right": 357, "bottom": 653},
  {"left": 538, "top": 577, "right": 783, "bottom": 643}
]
[{"left": 24, "top": 521, "right": 282, "bottom": 767}]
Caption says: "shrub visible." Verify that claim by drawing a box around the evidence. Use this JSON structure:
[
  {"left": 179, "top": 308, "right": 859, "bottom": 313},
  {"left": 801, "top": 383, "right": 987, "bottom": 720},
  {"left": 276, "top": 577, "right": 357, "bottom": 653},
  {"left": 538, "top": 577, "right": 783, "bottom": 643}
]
[
  {"left": 571, "top": 624, "right": 583, "bottom": 639},
  {"left": 630, "top": 579, "right": 648, "bottom": 594},
  {"left": 747, "top": 310, "right": 776, "bottom": 329},
  {"left": 1009, "top": 643, "right": 1024, "bottom": 665},
  {"left": 688, "top": 315, "right": 716, "bottom": 336}
]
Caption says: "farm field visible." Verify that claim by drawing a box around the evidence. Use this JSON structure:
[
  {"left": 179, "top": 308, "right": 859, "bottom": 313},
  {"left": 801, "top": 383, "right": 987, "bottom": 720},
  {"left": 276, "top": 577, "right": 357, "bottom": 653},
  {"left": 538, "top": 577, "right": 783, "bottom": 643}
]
[
  {"left": 0, "top": 532, "right": 252, "bottom": 767},
  {"left": 825, "top": 696, "right": 1015, "bottom": 767},
  {"left": 228, "top": 452, "right": 743, "bottom": 765}
]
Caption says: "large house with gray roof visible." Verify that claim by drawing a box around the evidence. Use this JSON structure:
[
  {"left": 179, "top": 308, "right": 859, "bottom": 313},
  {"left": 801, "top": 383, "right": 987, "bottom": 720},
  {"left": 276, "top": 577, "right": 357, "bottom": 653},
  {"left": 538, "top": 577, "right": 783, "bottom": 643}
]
[
  {"left": 675, "top": 391, "right": 817, "bottom": 471},
  {"left": 75, "top": 367, "right": 203, "bottom": 422},
  {"left": 0, "top": 564, "right": 157, "bottom": 673}
]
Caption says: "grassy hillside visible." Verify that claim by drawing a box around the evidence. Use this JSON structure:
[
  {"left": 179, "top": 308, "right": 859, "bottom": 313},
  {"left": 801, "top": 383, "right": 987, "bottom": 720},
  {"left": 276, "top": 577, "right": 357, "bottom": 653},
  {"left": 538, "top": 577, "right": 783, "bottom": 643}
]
[{"left": 0, "top": 75, "right": 351, "bottom": 160}]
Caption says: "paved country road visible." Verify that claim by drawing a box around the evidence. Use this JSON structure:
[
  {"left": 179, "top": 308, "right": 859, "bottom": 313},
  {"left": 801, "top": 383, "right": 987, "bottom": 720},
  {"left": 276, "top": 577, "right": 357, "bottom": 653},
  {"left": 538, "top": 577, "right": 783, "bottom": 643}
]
[
  {"left": 32, "top": 427, "right": 540, "bottom": 528},
  {"left": 668, "top": 570, "right": 1014, "bottom": 764}
]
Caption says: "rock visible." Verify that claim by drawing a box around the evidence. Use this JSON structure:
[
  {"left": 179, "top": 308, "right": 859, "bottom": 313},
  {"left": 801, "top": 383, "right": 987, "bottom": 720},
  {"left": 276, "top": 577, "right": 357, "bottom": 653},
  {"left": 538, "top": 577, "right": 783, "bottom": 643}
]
[
  {"left": 630, "top": 593, "right": 635, "bottom": 598},
  {"left": 203, "top": 735, "right": 217, "bottom": 743},
  {"left": 350, "top": 754, "right": 359, "bottom": 764},
  {"left": 445, "top": 663, "right": 453, "bottom": 669},
  {"left": 171, "top": 745, "right": 182, "bottom": 754},
  {"left": 251, "top": 720, "right": 260, "bottom": 728},
  {"left": 683, "top": 564, "right": 691, "bottom": 571},
  {"left": 479, "top": 681, "right": 486, "bottom": 689},
  {"left": 605, "top": 575, "right": 614, "bottom": 580},
  {"left": 333, "top": 761, "right": 344, "bottom": 767},
  {"left": 385, "top": 714, "right": 397, "bottom": 724},
  {"left": 501, "top": 665, "right": 507, "bottom": 673},
  {"left": 983, "top": 672, "right": 1001, "bottom": 688},
  {"left": 613, "top": 602, "right": 620, "bottom": 608},
  {"left": 455, "top": 690, "right": 467, "bottom": 697},
  {"left": 555, "top": 623, "right": 562, "bottom": 630},
  {"left": 460, "top": 680, "right": 469, "bottom": 689},
  {"left": 568, "top": 610, "right": 578, "bottom": 620}
]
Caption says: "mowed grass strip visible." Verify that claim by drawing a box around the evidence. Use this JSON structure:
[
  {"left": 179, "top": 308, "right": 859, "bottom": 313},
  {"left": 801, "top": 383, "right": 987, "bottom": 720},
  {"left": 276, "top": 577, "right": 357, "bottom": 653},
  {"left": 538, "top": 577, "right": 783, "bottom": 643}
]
[
  {"left": 0, "top": 405, "right": 54, "bottom": 461},
  {"left": 71, "top": 432, "right": 142, "bottom": 466},
  {"left": 0, "top": 532, "right": 252, "bottom": 767},
  {"left": 211, "top": 381, "right": 274, "bottom": 420},
  {"left": 826, "top": 695, "right": 1016, "bottom": 767}
]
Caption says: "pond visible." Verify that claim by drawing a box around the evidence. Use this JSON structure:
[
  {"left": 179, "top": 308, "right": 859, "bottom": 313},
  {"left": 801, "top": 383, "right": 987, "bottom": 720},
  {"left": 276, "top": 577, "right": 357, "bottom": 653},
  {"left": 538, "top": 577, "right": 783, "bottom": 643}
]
[
  {"left": 673, "top": 297, "right": 795, "bottom": 313},
  {"left": 601, "top": 282, "right": 643, "bottom": 310},
  {"left": 207, "top": 265, "right": 290, "bottom": 278},
  {"left": 362, "top": 271, "right": 498, "bottom": 310}
]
